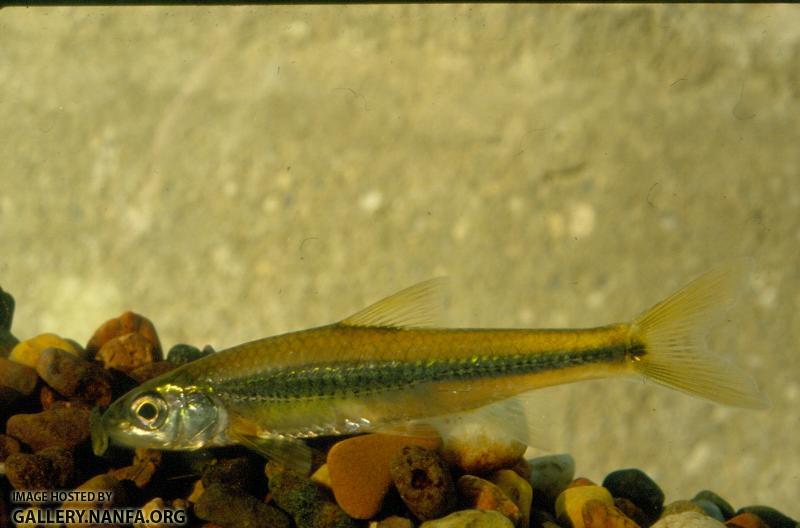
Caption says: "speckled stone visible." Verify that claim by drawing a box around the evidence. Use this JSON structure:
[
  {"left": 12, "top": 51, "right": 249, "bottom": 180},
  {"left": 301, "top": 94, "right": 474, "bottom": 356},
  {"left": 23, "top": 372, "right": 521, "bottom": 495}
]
[
  {"left": 726, "top": 513, "right": 770, "bottom": 528},
  {"left": 441, "top": 433, "right": 526, "bottom": 475},
  {"left": 456, "top": 475, "right": 520, "bottom": 526},
  {"left": 97, "top": 331, "right": 160, "bottom": 373},
  {"left": 489, "top": 469, "right": 533, "bottom": 528},
  {"left": 195, "top": 483, "right": 291, "bottom": 528},
  {"left": 693, "top": 491, "right": 735, "bottom": 520},
  {"left": 37, "top": 447, "right": 75, "bottom": 488},
  {"left": 555, "top": 485, "right": 614, "bottom": 528},
  {"left": 129, "top": 359, "right": 177, "bottom": 383},
  {"left": 419, "top": 509, "right": 515, "bottom": 528},
  {"left": 735, "top": 506, "right": 797, "bottom": 528},
  {"left": 201, "top": 456, "right": 263, "bottom": 495},
  {"left": 602, "top": 469, "right": 664, "bottom": 520},
  {"left": 86, "top": 311, "right": 162, "bottom": 358},
  {"left": 390, "top": 444, "right": 456, "bottom": 521},
  {"left": 266, "top": 461, "right": 356, "bottom": 528},
  {"left": 0, "top": 356, "right": 38, "bottom": 399},
  {"left": 528, "top": 454, "right": 575, "bottom": 508},
  {"left": 651, "top": 511, "right": 726, "bottom": 528},
  {"left": 327, "top": 433, "right": 441, "bottom": 520},
  {"left": 661, "top": 500, "right": 706, "bottom": 516},
  {"left": 373, "top": 516, "right": 414, "bottom": 528},
  {"left": 36, "top": 347, "right": 113, "bottom": 406},
  {"left": 0, "top": 434, "right": 22, "bottom": 460},
  {"left": 6, "top": 407, "right": 91, "bottom": 451},
  {"left": 582, "top": 499, "right": 641, "bottom": 528},
  {"left": 10, "top": 333, "right": 84, "bottom": 368},
  {"left": 5, "top": 452, "right": 56, "bottom": 490}
]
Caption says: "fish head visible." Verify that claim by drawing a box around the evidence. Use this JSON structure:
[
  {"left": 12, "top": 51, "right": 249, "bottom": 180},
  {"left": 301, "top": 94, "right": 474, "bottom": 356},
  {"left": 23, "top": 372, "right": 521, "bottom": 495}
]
[{"left": 100, "top": 371, "right": 223, "bottom": 450}]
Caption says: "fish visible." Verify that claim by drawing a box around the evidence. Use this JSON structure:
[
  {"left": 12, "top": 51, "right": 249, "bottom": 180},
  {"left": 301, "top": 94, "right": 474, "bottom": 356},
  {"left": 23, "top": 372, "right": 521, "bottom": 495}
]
[{"left": 93, "top": 262, "right": 768, "bottom": 472}]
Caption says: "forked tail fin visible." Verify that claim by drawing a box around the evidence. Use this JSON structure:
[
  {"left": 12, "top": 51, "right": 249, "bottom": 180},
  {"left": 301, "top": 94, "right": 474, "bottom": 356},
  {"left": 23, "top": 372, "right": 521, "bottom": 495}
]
[{"left": 629, "top": 260, "right": 769, "bottom": 409}]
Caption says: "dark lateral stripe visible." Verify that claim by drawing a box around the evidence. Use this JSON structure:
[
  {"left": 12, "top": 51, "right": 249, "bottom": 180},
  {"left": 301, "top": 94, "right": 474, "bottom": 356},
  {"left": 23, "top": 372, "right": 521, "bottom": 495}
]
[{"left": 212, "top": 344, "right": 628, "bottom": 402}]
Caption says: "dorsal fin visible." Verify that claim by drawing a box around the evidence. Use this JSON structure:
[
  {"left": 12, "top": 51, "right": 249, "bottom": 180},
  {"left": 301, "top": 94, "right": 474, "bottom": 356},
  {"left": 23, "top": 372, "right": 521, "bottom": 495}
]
[{"left": 340, "top": 278, "right": 446, "bottom": 328}]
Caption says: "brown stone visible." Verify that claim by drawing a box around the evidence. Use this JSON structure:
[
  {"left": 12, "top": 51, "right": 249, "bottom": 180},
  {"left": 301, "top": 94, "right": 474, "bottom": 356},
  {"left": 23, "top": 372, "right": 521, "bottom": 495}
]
[
  {"left": 614, "top": 497, "right": 650, "bottom": 527},
  {"left": 0, "top": 434, "right": 22, "bottom": 461},
  {"left": 7, "top": 407, "right": 91, "bottom": 451},
  {"left": 97, "top": 332, "right": 160, "bottom": 373},
  {"left": 86, "top": 311, "right": 162, "bottom": 358},
  {"left": 456, "top": 474, "right": 521, "bottom": 526},
  {"left": 36, "top": 347, "right": 113, "bottom": 406},
  {"left": 0, "top": 356, "right": 38, "bottom": 398},
  {"left": 327, "top": 433, "right": 441, "bottom": 520},
  {"left": 129, "top": 360, "right": 177, "bottom": 383},
  {"left": 582, "top": 499, "right": 641, "bottom": 528},
  {"left": 726, "top": 513, "right": 770, "bottom": 528},
  {"left": 389, "top": 444, "right": 457, "bottom": 521}
]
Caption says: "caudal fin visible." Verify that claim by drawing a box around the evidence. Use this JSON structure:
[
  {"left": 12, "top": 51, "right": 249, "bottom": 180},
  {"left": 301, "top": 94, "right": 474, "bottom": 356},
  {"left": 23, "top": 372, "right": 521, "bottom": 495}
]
[{"left": 630, "top": 260, "right": 769, "bottom": 409}]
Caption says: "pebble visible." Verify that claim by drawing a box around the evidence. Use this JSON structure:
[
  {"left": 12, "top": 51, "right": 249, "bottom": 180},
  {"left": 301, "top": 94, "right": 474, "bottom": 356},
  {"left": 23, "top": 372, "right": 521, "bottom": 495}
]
[
  {"left": 489, "top": 469, "right": 533, "bottom": 528},
  {"left": 0, "top": 433, "right": 22, "bottom": 460},
  {"left": 614, "top": 498, "right": 649, "bottom": 527},
  {"left": 419, "top": 509, "right": 515, "bottom": 528},
  {"left": 9, "top": 333, "right": 84, "bottom": 368},
  {"left": 661, "top": 500, "right": 706, "bottom": 516},
  {"left": 129, "top": 360, "right": 177, "bottom": 383},
  {"left": 97, "top": 332, "right": 160, "bottom": 373},
  {"left": 569, "top": 477, "right": 598, "bottom": 489},
  {"left": 371, "top": 516, "right": 414, "bottom": 528},
  {"left": 528, "top": 453, "right": 575, "bottom": 507},
  {"left": 202, "top": 456, "right": 262, "bottom": 494},
  {"left": 327, "top": 433, "right": 441, "bottom": 519},
  {"left": 736, "top": 506, "right": 797, "bottom": 528},
  {"left": 168, "top": 343, "right": 214, "bottom": 365},
  {"left": 602, "top": 469, "right": 664, "bottom": 520},
  {"left": 456, "top": 475, "right": 521, "bottom": 526},
  {"left": 440, "top": 432, "right": 526, "bottom": 474},
  {"left": 6, "top": 407, "right": 91, "bottom": 451},
  {"left": 111, "top": 448, "right": 162, "bottom": 489},
  {"left": 694, "top": 491, "right": 735, "bottom": 520},
  {"left": 651, "top": 511, "right": 726, "bottom": 528},
  {"left": 0, "top": 286, "right": 15, "bottom": 331},
  {"left": 63, "top": 473, "right": 130, "bottom": 528},
  {"left": 195, "top": 483, "right": 291, "bottom": 528},
  {"left": 311, "top": 463, "right": 332, "bottom": 489},
  {"left": 389, "top": 444, "right": 457, "bottom": 521},
  {"left": 5, "top": 452, "right": 56, "bottom": 490},
  {"left": 86, "top": 310, "right": 162, "bottom": 358},
  {"left": 0, "top": 356, "right": 38, "bottom": 398},
  {"left": 726, "top": 513, "right": 770, "bottom": 528},
  {"left": 695, "top": 499, "right": 725, "bottom": 522},
  {"left": 510, "top": 458, "right": 532, "bottom": 480},
  {"left": 581, "top": 499, "right": 641, "bottom": 528},
  {"left": 134, "top": 497, "right": 168, "bottom": 528},
  {"left": 555, "top": 485, "right": 614, "bottom": 528},
  {"left": 35, "top": 347, "right": 113, "bottom": 406},
  {"left": 266, "top": 461, "right": 357, "bottom": 528},
  {"left": 38, "top": 446, "right": 75, "bottom": 487}
]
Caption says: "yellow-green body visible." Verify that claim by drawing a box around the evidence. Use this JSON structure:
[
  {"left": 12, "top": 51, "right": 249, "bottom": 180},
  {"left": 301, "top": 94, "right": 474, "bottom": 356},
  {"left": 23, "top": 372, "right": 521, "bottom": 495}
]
[{"left": 96, "top": 265, "right": 766, "bottom": 471}]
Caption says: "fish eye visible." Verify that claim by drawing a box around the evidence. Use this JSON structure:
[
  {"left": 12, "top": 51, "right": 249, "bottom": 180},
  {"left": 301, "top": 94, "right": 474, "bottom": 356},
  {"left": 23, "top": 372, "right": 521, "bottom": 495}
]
[{"left": 130, "top": 393, "right": 167, "bottom": 430}]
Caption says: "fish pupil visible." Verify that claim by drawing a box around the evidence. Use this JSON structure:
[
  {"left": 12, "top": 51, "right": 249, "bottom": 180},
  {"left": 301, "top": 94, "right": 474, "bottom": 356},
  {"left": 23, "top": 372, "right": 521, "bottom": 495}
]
[{"left": 137, "top": 401, "right": 158, "bottom": 421}]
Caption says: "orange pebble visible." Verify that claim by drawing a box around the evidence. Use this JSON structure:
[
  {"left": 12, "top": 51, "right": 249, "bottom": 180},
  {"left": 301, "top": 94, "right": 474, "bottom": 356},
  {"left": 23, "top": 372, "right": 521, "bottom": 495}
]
[
  {"left": 568, "top": 477, "right": 597, "bottom": 488},
  {"left": 726, "top": 513, "right": 770, "bottom": 528},
  {"left": 86, "top": 311, "right": 162, "bottom": 357},
  {"left": 327, "top": 433, "right": 440, "bottom": 520}
]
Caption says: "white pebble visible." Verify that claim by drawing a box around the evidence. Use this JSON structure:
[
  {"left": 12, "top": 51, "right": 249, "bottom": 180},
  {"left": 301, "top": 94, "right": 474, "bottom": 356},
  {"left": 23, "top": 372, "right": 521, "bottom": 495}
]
[{"left": 651, "top": 511, "right": 726, "bottom": 528}]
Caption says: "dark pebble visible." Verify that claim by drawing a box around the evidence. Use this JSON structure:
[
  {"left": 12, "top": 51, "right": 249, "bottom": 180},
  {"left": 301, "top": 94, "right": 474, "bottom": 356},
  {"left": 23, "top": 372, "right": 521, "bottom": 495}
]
[
  {"left": 5, "top": 453, "right": 55, "bottom": 490},
  {"left": 603, "top": 468, "right": 664, "bottom": 520},
  {"left": 110, "top": 448, "right": 162, "bottom": 488},
  {"left": 37, "top": 447, "right": 75, "bottom": 488},
  {"left": 614, "top": 497, "right": 650, "bottom": 527},
  {"left": 737, "top": 506, "right": 797, "bottom": 528},
  {"left": 195, "top": 483, "right": 291, "bottom": 528},
  {"left": 202, "top": 456, "right": 263, "bottom": 494},
  {"left": 694, "top": 490, "right": 735, "bottom": 519},
  {"left": 694, "top": 499, "right": 725, "bottom": 521},
  {"left": 6, "top": 407, "right": 91, "bottom": 451},
  {"left": 389, "top": 445, "right": 457, "bottom": 521},
  {"left": 0, "top": 286, "right": 15, "bottom": 332},
  {"left": 36, "top": 347, "right": 113, "bottom": 406},
  {"left": 168, "top": 343, "right": 213, "bottom": 365},
  {"left": 266, "top": 462, "right": 357, "bottom": 528}
]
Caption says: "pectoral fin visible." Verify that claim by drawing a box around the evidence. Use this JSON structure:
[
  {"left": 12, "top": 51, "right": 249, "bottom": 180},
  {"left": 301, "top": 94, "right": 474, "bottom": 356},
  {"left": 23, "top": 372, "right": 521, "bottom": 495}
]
[{"left": 227, "top": 422, "right": 312, "bottom": 475}]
